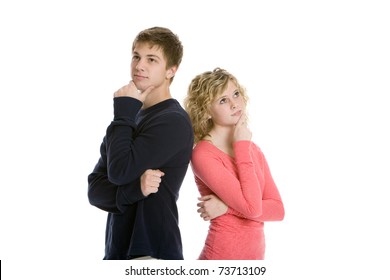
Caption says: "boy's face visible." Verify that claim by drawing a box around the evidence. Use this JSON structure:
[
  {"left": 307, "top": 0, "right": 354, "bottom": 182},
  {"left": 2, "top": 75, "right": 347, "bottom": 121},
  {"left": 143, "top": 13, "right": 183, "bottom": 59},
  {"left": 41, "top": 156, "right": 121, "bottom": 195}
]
[{"left": 131, "top": 42, "right": 175, "bottom": 92}]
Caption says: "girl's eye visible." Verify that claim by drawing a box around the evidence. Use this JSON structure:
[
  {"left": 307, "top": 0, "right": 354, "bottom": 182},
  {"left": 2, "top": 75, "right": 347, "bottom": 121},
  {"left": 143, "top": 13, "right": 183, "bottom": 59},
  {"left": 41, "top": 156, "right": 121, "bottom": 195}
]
[
  {"left": 219, "top": 98, "right": 227, "bottom": 104},
  {"left": 132, "top": 56, "right": 140, "bottom": 61},
  {"left": 234, "top": 91, "right": 240, "bottom": 97}
]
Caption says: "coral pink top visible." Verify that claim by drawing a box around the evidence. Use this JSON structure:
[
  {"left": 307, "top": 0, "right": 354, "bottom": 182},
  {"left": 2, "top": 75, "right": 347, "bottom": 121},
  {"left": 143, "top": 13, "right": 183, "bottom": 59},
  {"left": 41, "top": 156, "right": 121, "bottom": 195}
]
[{"left": 191, "top": 140, "right": 284, "bottom": 260}]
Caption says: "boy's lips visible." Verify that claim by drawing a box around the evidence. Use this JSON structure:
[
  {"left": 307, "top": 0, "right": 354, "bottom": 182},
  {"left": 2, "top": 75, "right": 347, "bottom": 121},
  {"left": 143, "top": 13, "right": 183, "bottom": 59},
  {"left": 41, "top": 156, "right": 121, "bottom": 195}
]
[{"left": 134, "top": 74, "right": 147, "bottom": 81}]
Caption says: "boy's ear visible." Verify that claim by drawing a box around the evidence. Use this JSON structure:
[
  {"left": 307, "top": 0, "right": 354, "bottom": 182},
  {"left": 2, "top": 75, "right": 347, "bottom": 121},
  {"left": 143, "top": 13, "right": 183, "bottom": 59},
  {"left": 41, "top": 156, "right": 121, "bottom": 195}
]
[{"left": 167, "top": 66, "right": 178, "bottom": 79}]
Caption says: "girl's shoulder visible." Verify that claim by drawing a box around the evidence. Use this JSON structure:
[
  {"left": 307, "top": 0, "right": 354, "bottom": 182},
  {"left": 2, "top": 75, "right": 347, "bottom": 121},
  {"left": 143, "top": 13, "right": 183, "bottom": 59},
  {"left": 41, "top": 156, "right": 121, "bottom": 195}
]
[{"left": 193, "top": 140, "right": 216, "bottom": 154}]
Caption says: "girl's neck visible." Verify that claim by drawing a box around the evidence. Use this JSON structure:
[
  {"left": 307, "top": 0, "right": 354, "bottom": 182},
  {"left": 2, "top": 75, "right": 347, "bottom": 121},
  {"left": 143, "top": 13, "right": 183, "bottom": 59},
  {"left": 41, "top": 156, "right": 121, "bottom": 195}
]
[{"left": 206, "top": 127, "right": 235, "bottom": 157}]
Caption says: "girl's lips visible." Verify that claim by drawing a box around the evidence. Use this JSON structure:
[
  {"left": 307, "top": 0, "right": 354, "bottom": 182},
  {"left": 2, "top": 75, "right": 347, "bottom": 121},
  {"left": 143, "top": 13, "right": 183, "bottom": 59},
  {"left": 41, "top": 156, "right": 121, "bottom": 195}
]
[{"left": 232, "top": 110, "right": 241, "bottom": 117}]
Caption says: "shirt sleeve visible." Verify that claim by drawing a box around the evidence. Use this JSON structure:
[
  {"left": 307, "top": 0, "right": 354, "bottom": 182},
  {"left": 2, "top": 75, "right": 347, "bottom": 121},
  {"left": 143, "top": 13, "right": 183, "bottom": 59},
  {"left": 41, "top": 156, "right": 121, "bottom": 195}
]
[
  {"left": 106, "top": 97, "right": 192, "bottom": 185},
  {"left": 106, "top": 97, "right": 193, "bottom": 210},
  {"left": 87, "top": 136, "right": 145, "bottom": 213},
  {"left": 257, "top": 151, "right": 285, "bottom": 221},
  {"left": 226, "top": 146, "right": 285, "bottom": 222},
  {"left": 88, "top": 97, "right": 193, "bottom": 212},
  {"left": 105, "top": 96, "right": 142, "bottom": 185},
  {"left": 191, "top": 141, "right": 263, "bottom": 218}
]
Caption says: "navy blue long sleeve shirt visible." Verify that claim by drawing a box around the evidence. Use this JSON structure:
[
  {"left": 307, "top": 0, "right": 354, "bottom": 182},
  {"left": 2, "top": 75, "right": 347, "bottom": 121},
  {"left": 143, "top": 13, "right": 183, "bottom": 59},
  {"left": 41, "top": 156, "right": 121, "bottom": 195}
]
[{"left": 88, "top": 97, "right": 194, "bottom": 260}]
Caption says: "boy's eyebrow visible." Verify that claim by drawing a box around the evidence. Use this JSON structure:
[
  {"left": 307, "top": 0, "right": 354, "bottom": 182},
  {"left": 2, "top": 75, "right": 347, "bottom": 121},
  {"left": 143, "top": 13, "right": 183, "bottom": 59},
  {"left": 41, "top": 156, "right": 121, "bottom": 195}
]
[
  {"left": 133, "top": 51, "right": 161, "bottom": 59},
  {"left": 146, "top": 54, "right": 161, "bottom": 60}
]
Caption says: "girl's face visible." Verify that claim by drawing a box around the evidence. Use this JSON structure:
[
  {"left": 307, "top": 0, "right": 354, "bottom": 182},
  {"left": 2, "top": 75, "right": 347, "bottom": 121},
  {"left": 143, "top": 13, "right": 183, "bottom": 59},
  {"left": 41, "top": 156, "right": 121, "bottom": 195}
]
[{"left": 209, "top": 80, "right": 246, "bottom": 127}]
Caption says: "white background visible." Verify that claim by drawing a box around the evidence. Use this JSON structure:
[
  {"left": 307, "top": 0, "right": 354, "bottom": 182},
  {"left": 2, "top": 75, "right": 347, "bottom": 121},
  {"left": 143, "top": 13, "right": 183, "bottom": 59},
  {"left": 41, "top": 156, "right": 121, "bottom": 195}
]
[{"left": 1, "top": 0, "right": 389, "bottom": 279}]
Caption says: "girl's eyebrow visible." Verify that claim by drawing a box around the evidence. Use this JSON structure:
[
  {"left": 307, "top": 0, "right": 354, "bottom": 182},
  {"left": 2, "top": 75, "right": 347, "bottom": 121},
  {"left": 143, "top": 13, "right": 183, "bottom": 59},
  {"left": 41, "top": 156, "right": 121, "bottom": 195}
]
[
  {"left": 218, "top": 90, "right": 238, "bottom": 99},
  {"left": 216, "top": 95, "right": 227, "bottom": 101}
]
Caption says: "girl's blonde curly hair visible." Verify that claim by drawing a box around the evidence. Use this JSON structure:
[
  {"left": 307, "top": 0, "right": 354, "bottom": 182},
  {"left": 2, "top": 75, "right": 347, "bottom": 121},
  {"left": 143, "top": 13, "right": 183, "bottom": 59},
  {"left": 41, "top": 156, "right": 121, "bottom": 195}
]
[{"left": 184, "top": 68, "right": 249, "bottom": 144}]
